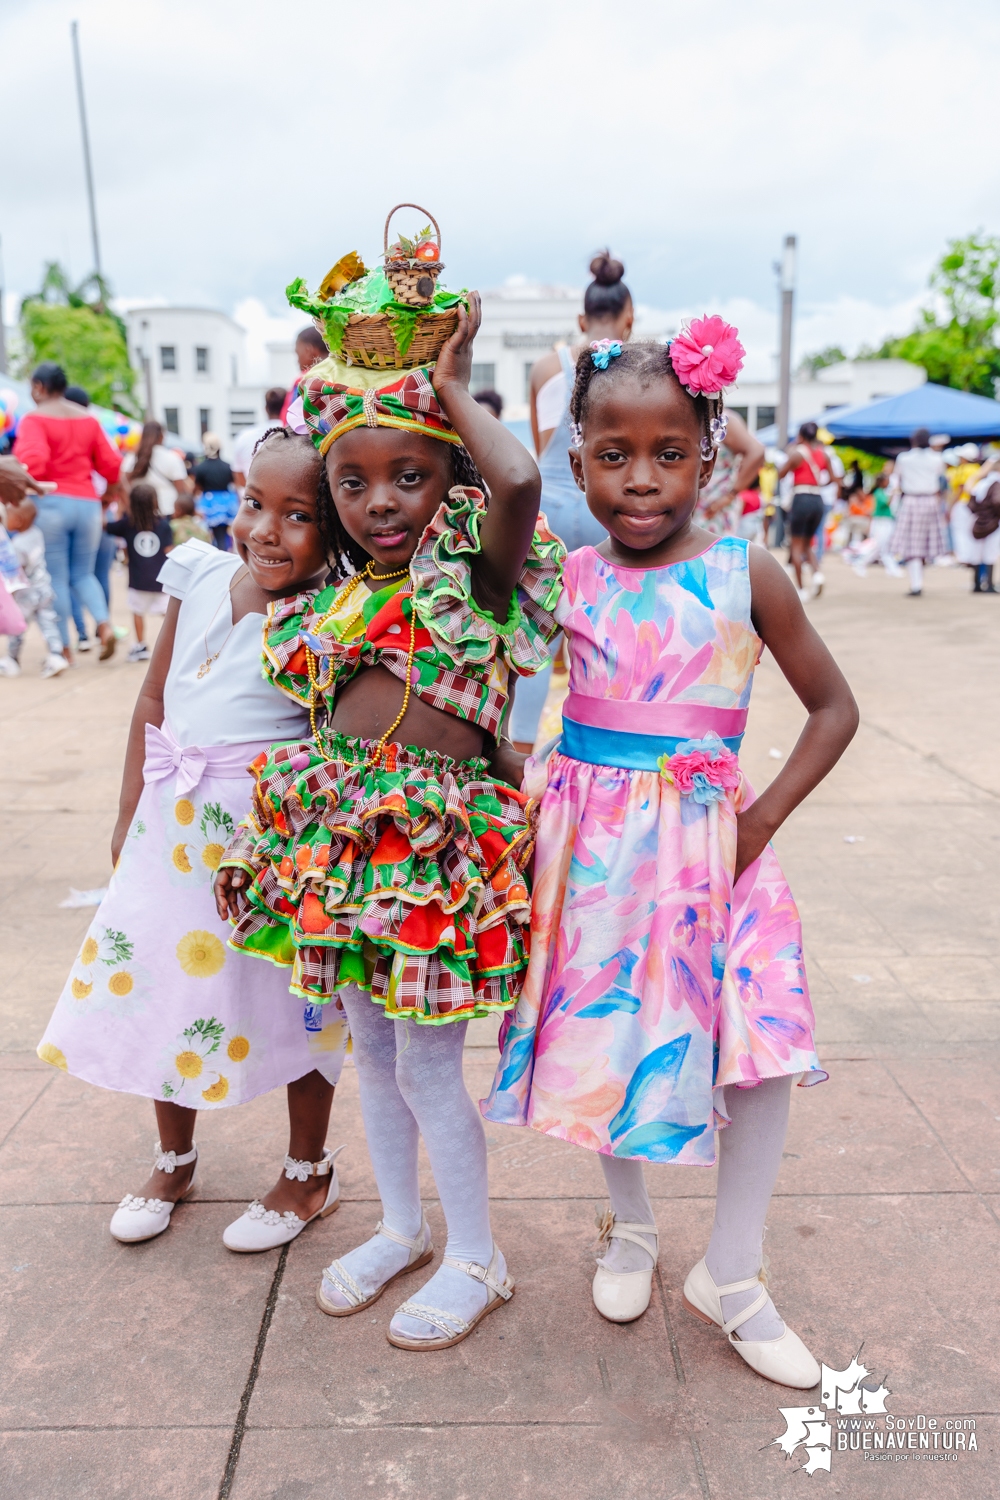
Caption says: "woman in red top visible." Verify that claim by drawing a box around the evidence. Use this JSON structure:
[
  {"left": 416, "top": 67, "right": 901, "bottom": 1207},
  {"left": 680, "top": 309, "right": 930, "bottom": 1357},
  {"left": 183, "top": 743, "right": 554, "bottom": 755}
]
[
  {"left": 778, "top": 421, "right": 831, "bottom": 600},
  {"left": 14, "top": 363, "right": 123, "bottom": 660}
]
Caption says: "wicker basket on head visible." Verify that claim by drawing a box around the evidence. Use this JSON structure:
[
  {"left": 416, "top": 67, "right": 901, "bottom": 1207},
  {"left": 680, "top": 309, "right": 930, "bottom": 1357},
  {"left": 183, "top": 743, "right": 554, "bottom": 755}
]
[
  {"left": 383, "top": 203, "right": 445, "bottom": 307},
  {"left": 337, "top": 308, "right": 460, "bottom": 371},
  {"left": 331, "top": 202, "right": 456, "bottom": 370}
]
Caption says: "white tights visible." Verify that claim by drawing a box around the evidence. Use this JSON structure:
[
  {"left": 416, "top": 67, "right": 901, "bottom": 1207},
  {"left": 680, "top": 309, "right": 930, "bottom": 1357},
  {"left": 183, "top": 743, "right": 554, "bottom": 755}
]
[
  {"left": 325, "top": 984, "right": 502, "bottom": 1341},
  {"left": 600, "top": 1075, "right": 792, "bottom": 1341},
  {"left": 907, "top": 557, "right": 923, "bottom": 592}
]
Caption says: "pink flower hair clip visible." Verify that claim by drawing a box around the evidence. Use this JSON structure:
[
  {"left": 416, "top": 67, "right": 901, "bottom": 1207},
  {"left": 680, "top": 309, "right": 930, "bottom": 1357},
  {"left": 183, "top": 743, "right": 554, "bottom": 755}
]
[{"left": 668, "top": 316, "right": 745, "bottom": 398}]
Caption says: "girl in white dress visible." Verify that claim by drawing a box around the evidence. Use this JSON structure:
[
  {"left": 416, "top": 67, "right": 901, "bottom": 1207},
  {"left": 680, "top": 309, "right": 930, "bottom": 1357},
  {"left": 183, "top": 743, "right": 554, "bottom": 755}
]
[{"left": 39, "top": 431, "right": 349, "bottom": 1250}]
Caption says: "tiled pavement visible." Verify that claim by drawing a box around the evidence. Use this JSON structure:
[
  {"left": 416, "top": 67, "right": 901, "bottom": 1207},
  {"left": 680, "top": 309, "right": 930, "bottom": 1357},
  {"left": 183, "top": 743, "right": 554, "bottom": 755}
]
[{"left": 1, "top": 560, "right": 997, "bottom": 1499}]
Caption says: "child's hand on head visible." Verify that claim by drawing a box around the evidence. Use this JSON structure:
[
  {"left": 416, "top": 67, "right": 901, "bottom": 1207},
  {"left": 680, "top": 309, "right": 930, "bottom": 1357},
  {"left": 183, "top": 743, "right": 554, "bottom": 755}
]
[{"left": 431, "top": 292, "right": 482, "bottom": 397}]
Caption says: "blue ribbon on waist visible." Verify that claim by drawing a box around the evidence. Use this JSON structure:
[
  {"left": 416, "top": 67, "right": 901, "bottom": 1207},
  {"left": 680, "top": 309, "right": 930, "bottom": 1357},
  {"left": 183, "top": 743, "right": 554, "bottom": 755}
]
[{"left": 560, "top": 716, "right": 744, "bottom": 771}]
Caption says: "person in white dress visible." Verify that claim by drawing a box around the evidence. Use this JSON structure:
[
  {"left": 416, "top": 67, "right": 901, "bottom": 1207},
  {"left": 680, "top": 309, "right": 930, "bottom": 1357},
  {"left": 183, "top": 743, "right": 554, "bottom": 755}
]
[{"left": 39, "top": 431, "right": 349, "bottom": 1252}]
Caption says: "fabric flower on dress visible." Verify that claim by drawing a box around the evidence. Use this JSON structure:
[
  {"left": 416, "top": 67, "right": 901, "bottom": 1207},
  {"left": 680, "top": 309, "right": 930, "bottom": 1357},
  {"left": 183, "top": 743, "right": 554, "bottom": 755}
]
[
  {"left": 668, "top": 317, "right": 745, "bottom": 396},
  {"left": 590, "top": 339, "right": 623, "bottom": 369},
  {"left": 658, "top": 733, "right": 741, "bottom": 804}
]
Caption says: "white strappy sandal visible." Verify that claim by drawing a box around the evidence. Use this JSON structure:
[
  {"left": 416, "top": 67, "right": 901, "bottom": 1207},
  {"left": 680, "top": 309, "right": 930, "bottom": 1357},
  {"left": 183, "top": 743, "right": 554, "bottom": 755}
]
[
  {"left": 316, "top": 1214, "right": 434, "bottom": 1317},
  {"left": 387, "top": 1242, "right": 515, "bottom": 1351},
  {"left": 682, "top": 1257, "right": 821, "bottom": 1389},
  {"left": 592, "top": 1207, "right": 659, "bottom": 1323},
  {"left": 109, "top": 1140, "right": 198, "bottom": 1244},
  {"left": 223, "top": 1146, "right": 346, "bottom": 1252}
]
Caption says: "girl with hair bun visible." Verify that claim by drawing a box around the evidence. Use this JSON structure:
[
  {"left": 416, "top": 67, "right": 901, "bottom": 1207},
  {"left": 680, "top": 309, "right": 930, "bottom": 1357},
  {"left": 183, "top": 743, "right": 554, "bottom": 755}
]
[
  {"left": 511, "top": 253, "right": 635, "bottom": 752},
  {"left": 486, "top": 326, "right": 859, "bottom": 1391}
]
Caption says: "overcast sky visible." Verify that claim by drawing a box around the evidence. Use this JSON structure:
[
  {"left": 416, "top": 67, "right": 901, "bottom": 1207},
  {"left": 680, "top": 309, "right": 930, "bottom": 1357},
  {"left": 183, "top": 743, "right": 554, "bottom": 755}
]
[{"left": 3, "top": 0, "right": 999, "bottom": 374}]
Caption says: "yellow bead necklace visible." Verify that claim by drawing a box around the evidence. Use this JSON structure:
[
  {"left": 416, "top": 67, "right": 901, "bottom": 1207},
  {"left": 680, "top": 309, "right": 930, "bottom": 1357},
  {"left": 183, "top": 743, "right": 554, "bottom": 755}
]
[{"left": 305, "top": 560, "right": 417, "bottom": 759}]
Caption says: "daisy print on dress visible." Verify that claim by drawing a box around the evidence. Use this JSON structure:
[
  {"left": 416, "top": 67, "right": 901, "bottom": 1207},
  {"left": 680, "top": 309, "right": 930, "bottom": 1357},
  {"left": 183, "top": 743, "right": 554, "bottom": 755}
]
[
  {"left": 176, "top": 929, "right": 227, "bottom": 978},
  {"left": 219, "top": 1017, "right": 265, "bottom": 1088},
  {"left": 160, "top": 1016, "right": 230, "bottom": 1104},
  {"left": 167, "top": 797, "right": 236, "bottom": 888},
  {"left": 66, "top": 927, "right": 149, "bottom": 1017}
]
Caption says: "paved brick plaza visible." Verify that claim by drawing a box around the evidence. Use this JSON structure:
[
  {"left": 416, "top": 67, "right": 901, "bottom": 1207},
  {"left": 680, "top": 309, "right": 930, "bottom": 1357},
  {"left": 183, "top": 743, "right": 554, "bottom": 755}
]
[{"left": 1, "top": 560, "right": 997, "bottom": 1499}]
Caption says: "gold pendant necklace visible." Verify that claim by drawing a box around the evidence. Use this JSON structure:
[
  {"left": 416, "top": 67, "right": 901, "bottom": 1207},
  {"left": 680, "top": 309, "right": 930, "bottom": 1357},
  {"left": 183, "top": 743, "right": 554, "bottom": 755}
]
[{"left": 198, "top": 567, "right": 245, "bottom": 678}]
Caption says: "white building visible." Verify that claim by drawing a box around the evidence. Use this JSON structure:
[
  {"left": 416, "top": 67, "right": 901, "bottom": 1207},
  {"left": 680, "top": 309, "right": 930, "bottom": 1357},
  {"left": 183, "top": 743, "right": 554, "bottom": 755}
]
[
  {"left": 727, "top": 358, "right": 925, "bottom": 435},
  {"left": 125, "top": 307, "right": 265, "bottom": 455}
]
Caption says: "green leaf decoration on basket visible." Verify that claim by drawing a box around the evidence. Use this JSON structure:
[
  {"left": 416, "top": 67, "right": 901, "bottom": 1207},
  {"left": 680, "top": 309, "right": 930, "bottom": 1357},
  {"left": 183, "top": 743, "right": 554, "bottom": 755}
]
[{"left": 286, "top": 267, "right": 466, "bottom": 363}]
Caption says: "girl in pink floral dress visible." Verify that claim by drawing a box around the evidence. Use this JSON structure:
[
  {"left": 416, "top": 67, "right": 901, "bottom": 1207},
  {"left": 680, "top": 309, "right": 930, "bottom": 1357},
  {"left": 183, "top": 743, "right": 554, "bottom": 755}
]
[{"left": 484, "top": 326, "right": 858, "bottom": 1389}]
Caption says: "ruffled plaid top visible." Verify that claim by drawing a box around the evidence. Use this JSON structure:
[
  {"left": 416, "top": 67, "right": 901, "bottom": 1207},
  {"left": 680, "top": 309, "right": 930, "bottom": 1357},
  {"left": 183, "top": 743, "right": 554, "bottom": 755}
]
[{"left": 263, "top": 487, "right": 565, "bottom": 740}]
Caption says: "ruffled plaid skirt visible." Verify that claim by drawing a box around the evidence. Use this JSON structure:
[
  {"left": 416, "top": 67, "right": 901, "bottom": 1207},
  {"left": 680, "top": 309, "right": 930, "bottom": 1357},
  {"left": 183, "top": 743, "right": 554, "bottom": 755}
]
[
  {"left": 221, "top": 732, "right": 534, "bottom": 1025},
  {"left": 892, "top": 493, "right": 948, "bottom": 561}
]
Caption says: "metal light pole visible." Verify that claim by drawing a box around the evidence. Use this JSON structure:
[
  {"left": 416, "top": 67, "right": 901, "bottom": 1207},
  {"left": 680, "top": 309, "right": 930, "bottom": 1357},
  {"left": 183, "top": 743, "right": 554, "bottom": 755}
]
[
  {"left": 776, "top": 234, "right": 796, "bottom": 448},
  {"left": 71, "top": 20, "right": 102, "bottom": 278}
]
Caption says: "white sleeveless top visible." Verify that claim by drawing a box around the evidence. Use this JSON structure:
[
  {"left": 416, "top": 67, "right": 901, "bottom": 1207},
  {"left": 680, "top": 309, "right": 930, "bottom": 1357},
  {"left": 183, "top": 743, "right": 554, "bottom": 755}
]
[
  {"left": 158, "top": 540, "right": 310, "bottom": 748},
  {"left": 536, "top": 367, "right": 568, "bottom": 433}
]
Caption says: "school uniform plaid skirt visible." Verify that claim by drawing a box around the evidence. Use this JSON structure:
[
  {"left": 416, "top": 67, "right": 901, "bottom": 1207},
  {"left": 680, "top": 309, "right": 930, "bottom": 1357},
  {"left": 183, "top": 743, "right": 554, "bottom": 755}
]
[{"left": 892, "top": 493, "right": 948, "bottom": 561}]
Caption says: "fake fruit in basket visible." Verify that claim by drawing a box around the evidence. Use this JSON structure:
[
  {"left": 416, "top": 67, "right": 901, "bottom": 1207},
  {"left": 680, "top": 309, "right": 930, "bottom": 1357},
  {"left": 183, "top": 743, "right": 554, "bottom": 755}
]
[{"left": 388, "top": 226, "right": 439, "bottom": 263}]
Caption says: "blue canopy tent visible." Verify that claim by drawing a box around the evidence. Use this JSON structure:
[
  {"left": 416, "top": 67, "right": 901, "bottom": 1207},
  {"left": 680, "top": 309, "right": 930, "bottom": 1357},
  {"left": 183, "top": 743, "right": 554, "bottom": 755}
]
[{"left": 824, "top": 384, "right": 1000, "bottom": 456}]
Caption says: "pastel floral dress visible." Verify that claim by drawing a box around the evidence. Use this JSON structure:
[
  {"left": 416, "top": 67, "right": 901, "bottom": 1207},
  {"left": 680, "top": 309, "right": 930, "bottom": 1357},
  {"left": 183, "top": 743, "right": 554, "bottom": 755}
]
[
  {"left": 482, "top": 537, "right": 826, "bottom": 1167},
  {"left": 38, "top": 542, "right": 348, "bottom": 1107}
]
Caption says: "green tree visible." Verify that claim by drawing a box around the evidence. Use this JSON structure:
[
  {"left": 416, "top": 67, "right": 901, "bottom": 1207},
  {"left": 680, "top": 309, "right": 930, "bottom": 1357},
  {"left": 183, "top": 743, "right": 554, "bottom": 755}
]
[
  {"left": 18, "top": 262, "right": 141, "bottom": 416},
  {"left": 879, "top": 233, "right": 1000, "bottom": 397},
  {"left": 798, "top": 345, "right": 847, "bottom": 376}
]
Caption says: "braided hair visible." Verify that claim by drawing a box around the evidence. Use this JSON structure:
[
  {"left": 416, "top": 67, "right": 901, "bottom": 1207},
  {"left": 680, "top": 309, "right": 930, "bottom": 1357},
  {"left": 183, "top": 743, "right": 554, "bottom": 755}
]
[{"left": 568, "top": 341, "right": 723, "bottom": 453}]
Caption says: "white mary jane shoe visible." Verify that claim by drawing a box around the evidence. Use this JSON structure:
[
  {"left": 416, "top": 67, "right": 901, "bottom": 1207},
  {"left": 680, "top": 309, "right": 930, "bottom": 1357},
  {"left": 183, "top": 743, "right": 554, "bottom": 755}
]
[
  {"left": 591, "top": 1207, "right": 659, "bottom": 1323},
  {"left": 109, "top": 1141, "right": 198, "bottom": 1244},
  {"left": 682, "top": 1257, "right": 821, "bottom": 1389},
  {"left": 223, "top": 1145, "right": 346, "bottom": 1253}
]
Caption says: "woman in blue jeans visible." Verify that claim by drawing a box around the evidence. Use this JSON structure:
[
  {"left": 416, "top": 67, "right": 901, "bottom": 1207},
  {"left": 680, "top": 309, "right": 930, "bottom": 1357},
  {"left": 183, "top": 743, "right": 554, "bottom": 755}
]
[
  {"left": 511, "top": 252, "right": 633, "bottom": 750},
  {"left": 65, "top": 384, "right": 116, "bottom": 648},
  {"left": 14, "top": 364, "right": 122, "bottom": 660}
]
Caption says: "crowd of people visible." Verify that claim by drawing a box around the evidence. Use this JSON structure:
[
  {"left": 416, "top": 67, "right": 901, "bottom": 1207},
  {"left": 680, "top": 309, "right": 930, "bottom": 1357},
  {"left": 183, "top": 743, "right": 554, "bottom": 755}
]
[
  {"left": 763, "top": 425, "right": 1000, "bottom": 602},
  {"left": 0, "top": 328, "right": 331, "bottom": 674}
]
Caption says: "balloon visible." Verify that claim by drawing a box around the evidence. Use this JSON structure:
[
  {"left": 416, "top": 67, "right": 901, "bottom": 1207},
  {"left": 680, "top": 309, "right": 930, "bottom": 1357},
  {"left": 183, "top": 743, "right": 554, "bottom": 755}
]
[
  {"left": 0, "top": 389, "right": 18, "bottom": 435},
  {"left": 90, "top": 402, "right": 142, "bottom": 452}
]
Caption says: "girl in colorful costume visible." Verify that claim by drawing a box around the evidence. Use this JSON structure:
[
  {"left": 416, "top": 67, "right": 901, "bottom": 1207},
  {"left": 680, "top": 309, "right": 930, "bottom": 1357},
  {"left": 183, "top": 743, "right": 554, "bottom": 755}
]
[
  {"left": 484, "top": 326, "right": 858, "bottom": 1388},
  {"left": 216, "top": 294, "right": 563, "bottom": 1349},
  {"left": 39, "top": 433, "right": 349, "bottom": 1250}
]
